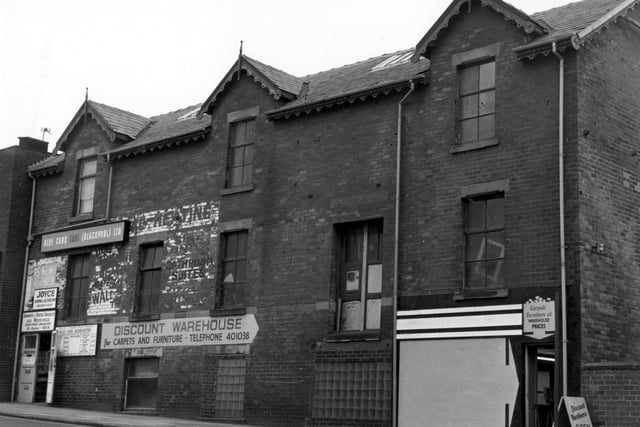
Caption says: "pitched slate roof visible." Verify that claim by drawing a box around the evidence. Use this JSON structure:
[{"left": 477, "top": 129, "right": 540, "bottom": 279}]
[
  {"left": 266, "top": 49, "right": 429, "bottom": 119},
  {"left": 54, "top": 101, "right": 152, "bottom": 152},
  {"left": 105, "top": 104, "right": 211, "bottom": 159},
  {"left": 412, "top": 0, "right": 548, "bottom": 61},
  {"left": 89, "top": 101, "right": 152, "bottom": 140},
  {"left": 199, "top": 55, "right": 304, "bottom": 117},
  {"left": 516, "top": 0, "right": 637, "bottom": 57}
]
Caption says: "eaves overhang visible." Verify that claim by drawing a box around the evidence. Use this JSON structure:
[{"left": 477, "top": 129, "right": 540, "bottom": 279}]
[
  {"left": 103, "top": 128, "right": 210, "bottom": 161},
  {"left": 265, "top": 73, "right": 429, "bottom": 120}
]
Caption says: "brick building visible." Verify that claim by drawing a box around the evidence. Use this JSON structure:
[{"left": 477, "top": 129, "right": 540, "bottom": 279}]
[
  {"left": 11, "top": 0, "right": 640, "bottom": 425},
  {"left": 0, "top": 137, "right": 49, "bottom": 401}
]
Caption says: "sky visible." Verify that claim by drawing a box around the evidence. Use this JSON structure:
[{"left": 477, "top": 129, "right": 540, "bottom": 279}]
[{"left": 0, "top": 0, "right": 571, "bottom": 151}]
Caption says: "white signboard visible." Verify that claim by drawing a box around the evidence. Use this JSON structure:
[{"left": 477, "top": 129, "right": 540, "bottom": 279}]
[
  {"left": 56, "top": 325, "right": 98, "bottom": 357},
  {"left": 523, "top": 297, "right": 555, "bottom": 339},
  {"left": 22, "top": 310, "right": 56, "bottom": 332},
  {"left": 33, "top": 288, "right": 58, "bottom": 310},
  {"left": 561, "top": 396, "right": 593, "bottom": 427},
  {"left": 101, "top": 315, "right": 259, "bottom": 350}
]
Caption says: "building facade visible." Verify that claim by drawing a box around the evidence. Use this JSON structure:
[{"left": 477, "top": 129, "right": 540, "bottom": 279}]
[
  {"left": 0, "top": 137, "right": 49, "bottom": 401},
  {"left": 11, "top": 0, "right": 640, "bottom": 426}
]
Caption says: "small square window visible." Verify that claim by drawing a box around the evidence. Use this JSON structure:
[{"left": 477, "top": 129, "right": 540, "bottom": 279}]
[
  {"left": 464, "top": 195, "right": 504, "bottom": 289},
  {"left": 125, "top": 358, "right": 159, "bottom": 410}
]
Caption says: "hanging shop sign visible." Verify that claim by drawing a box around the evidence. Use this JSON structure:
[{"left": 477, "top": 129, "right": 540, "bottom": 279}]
[
  {"left": 41, "top": 221, "right": 129, "bottom": 253},
  {"left": 22, "top": 310, "right": 56, "bottom": 332},
  {"left": 32, "top": 287, "right": 58, "bottom": 310},
  {"left": 55, "top": 325, "right": 98, "bottom": 357},
  {"left": 523, "top": 297, "right": 555, "bottom": 340},
  {"left": 100, "top": 315, "right": 259, "bottom": 350}
]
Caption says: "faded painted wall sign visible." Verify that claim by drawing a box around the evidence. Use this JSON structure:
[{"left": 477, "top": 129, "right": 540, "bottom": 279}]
[
  {"left": 55, "top": 325, "right": 98, "bottom": 357},
  {"left": 41, "top": 221, "right": 129, "bottom": 252},
  {"left": 523, "top": 296, "right": 555, "bottom": 340},
  {"left": 129, "top": 201, "right": 219, "bottom": 236},
  {"left": 87, "top": 247, "right": 132, "bottom": 316},
  {"left": 24, "top": 256, "right": 67, "bottom": 311},
  {"left": 101, "top": 315, "right": 258, "bottom": 350},
  {"left": 22, "top": 310, "right": 56, "bottom": 332}
]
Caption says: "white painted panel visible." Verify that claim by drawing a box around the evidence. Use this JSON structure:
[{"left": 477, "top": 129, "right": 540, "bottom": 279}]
[
  {"left": 397, "top": 312, "right": 522, "bottom": 331},
  {"left": 398, "top": 338, "right": 518, "bottom": 427}
]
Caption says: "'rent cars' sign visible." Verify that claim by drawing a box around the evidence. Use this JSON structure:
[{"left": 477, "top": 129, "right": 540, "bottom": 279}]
[{"left": 41, "top": 221, "right": 129, "bottom": 253}]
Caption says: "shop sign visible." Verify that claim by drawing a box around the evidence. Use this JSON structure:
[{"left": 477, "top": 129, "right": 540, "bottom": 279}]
[
  {"left": 561, "top": 396, "right": 593, "bottom": 427},
  {"left": 33, "top": 288, "right": 58, "bottom": 310},
  {"left": 41, "top": 221, "right": 129, "bottom": 253},
  {"left": 523, "top": 297, "right": 555, "bottom": 340},
  {"left": 22, "top": 310, "right": 56, "bottom": 332},
  {"left": 55, "top": 325, "right": 98, "bottom": 357},
  {"left": 101, "top": 315, "right": 259, "bottom": 350}
]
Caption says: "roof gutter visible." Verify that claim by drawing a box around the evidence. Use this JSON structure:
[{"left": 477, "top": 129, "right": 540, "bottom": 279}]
[{"left": 266, "top": 76, "right": 427, "bottom": 120}]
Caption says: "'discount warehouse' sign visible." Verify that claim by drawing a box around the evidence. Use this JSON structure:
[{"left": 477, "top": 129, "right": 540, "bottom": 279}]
[{"left": 101, "top": 315, "right": 258, "bottom": 350}]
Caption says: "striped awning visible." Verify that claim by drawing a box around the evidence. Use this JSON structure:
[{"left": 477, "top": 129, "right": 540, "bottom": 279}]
[{"left": 397, "top": 304, "right": 523, "bottom": 340}]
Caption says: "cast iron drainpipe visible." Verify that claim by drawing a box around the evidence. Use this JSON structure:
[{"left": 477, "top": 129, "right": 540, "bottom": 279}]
[
  {"left": 393, "top": 80, "right": 415, "bottom": 427},
  {"left": 552, "top": 41, "right": 568, "bottom": 399},
  {"left": 11, "top": 172, "right": 37, "bottom": 401}
]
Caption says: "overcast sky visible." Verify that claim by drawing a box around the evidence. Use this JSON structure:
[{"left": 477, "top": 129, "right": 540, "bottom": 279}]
[{"left": 0, "top": 0, "right": 570, "bottom": 151}]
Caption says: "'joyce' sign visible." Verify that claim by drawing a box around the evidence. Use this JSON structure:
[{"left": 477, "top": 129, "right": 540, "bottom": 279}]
[{"left": 523, "top": 297, "right": 555, "bottom": 340}]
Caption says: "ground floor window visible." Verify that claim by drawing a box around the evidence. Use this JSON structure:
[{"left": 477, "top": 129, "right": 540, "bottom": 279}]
[
  {"left": 312, "top": 361, "right": 392, "bottom": 420},
  {"left": 125, "top": 358, "right": 159, "bottom": 410},
  {"left": 214, "top": 358, "right": 247, "bottom": 420}
]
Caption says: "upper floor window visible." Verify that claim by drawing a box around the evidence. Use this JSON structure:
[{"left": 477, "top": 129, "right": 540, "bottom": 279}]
[
  {"left": 66, "top": 253, "right": 91, "bottom": 318},
  {"left": 335, "top": 219, "right": 383, "bottom": 332},
  {"left": 464, "top": 194, "right": 504, "bottom": 289},
  {"left": 76, "top": 157, "right": 97, "bottom": 215},
  {"left": 459, "top": 60, "right": 495, "bottom": 144},
  {"left": 226, "top": 120, "right": 254, "bottom": 188},
  {"left": 137, "top": 243, "right": 163, "bottom": 314},
  {"left": 217, "top": 230, "right": 248, "bottom": 308}
]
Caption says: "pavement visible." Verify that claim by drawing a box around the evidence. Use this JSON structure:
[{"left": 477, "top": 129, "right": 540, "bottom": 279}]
[{"left": 0, "top": 402, "right": 259, "bottom": 427}]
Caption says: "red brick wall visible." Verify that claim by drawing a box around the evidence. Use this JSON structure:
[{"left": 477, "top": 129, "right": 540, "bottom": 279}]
[
  {"left": 0, "top": 144, "right": 47, "bottom": 401},
  {"left": 576, "top": 7, "right": 640, "bottom": 424}
]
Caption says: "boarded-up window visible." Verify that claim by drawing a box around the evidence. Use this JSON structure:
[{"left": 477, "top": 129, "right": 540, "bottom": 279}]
[
  {"left": 336, "top": 219, "right": 383, "bottom": 331},
  {"left": 77, "top": 157, "right": 97, "bottom": 215},
  {"left": 312, "top": 361, "right": 392, "bottom": 420},
  {"left": 215, "top": 358, "right": 246, "bottom": 420}
]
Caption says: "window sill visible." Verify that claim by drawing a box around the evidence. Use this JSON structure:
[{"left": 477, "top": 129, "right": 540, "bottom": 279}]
[
  {"left": 453, "top": 288, "right": 508, "bottom": 301},
  {"left": 209, "top": 307, "right": 247, "bottom": 317},
  {"left": 68, "top": 213, "right": 94, "bottom": 223},
  {"left": 129, "top": 313, "right": 161, "bottom": 322},
  {"left": 450, "top": 138, "right": 499, "bottom": 154},
  {"left": 221, "top": 183, "right": 254, "bottom": 196},
  {"left": 326, "top": 330, "right": 380, "bottom": 343}
]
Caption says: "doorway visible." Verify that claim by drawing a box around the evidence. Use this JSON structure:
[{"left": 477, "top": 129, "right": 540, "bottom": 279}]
[{"left": 525, "top": 345, "right": 555, "bottom": 427}]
